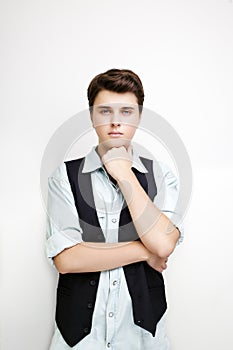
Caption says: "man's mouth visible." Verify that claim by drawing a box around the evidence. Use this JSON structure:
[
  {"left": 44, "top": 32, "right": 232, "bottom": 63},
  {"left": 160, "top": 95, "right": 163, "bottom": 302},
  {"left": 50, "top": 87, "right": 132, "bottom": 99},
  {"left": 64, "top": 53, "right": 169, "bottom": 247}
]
[{"left": 108, "top": 132, "right": 123, "bottom": 137}]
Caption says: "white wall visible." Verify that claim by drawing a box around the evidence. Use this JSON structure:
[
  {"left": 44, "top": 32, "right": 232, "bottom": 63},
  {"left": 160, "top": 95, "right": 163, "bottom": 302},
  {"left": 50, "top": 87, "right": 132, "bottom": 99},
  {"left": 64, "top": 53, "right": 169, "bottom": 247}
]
[{"left": 1, "top": 0, "right": 233, "bottom": 349}]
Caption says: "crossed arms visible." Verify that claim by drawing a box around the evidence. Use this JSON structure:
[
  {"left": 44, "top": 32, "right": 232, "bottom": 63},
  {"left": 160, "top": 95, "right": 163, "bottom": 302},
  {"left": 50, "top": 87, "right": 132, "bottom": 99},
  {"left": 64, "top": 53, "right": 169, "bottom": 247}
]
[{"left": 53, "top": 168, "right": 180, "bottom": 274}]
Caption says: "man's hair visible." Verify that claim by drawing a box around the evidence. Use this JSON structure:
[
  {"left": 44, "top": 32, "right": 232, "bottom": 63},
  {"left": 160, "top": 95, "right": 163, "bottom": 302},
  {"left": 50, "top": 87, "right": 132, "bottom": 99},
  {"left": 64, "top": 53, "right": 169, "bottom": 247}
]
[{"left": 87, "top": 68, "right": 144, "bottom": 113}]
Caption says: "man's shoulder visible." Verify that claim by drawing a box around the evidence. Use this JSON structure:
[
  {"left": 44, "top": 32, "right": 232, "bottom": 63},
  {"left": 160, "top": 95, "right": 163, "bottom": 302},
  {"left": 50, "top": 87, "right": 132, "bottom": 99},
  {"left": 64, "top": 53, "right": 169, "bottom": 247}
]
[{"left": 49, "top": 156, "right": 86, "bottom": 181}]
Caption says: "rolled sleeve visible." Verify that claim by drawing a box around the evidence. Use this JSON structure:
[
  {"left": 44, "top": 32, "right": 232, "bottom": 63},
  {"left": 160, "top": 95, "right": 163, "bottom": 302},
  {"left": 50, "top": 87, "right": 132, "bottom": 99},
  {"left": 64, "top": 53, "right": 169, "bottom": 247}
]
[
  {"left": 153, "top": 161, "right": 184, "bottom": 245},
  {"left": 46, "top": 226, "right": 83, "bottom": 268},
  {"left": 45, "top": 163, "right": 83, "bottom": 268}
]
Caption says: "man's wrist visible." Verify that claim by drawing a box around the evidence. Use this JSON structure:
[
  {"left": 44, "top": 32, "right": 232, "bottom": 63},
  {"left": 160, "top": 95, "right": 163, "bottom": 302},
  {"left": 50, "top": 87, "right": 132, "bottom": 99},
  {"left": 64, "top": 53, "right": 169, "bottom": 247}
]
[
  {"left": 116, "top": 168, "right": 135, "bottom": 183},
  {"left": 134, "top": 240, "right": 149, "bottom": 262}
]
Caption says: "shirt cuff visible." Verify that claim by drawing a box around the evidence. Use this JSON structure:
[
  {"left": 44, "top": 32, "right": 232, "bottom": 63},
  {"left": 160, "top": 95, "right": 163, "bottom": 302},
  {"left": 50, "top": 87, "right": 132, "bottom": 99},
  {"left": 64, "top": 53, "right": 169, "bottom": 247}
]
[
  {"left": 161, "top": 210, "right": 184, "bottom": 246},
  {"left": 46, "top": 229, "right": 83, "bottom": 268},
  {"left": 176, "top": 223, "right": 184, "bottom": 245}
]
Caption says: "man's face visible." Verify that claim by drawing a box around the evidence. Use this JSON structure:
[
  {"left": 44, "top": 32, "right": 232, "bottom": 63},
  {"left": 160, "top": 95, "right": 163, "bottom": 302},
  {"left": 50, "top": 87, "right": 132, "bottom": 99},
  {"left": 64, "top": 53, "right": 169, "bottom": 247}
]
[{"left": 91, "top": 90, "right": 141, "bottom": 149}]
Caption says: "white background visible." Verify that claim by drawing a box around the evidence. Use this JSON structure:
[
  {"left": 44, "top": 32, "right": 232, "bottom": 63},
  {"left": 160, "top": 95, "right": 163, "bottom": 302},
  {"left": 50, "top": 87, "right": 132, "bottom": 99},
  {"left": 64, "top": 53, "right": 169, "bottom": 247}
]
[{"left": 1, "top": 0, "right": 233, "bottom": 349}]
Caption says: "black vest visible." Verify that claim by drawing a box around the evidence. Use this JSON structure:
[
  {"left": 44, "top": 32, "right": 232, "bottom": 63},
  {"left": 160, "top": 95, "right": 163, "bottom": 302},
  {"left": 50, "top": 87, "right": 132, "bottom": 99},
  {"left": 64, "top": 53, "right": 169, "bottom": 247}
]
[{"left": 55, "top": 156, "right": 167, "bottom": 347}]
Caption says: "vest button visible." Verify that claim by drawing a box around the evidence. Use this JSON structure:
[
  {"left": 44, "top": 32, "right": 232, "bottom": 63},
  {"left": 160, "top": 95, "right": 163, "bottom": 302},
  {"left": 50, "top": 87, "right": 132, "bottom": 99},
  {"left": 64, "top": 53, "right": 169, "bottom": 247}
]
[
  {"left": 87, "top": 302, "right": 93, "bottom": 309},
  {"left": 89, "top": 280, "right": 96, "bottom": 286},
  {"left": 137, "top": 319, "right": 144, "bottom": 324},
  {"left": 83, "top": 327, "right": 89, "bottom": 334},
  {"left": 97, "top": 234, "right": 103, "bottom": 240}
]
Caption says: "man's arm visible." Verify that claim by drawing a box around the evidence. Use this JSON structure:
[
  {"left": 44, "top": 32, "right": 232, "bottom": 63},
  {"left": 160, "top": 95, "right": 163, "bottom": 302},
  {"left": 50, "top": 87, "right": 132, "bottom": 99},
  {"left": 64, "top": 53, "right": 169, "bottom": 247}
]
[
  {"left": 53, "top": 241, "right": 168, "bottom": 274},
  {"left": 101, "top": 146, "right": 180, "bottom": 259},
  {"left": 116, "top": 171, "right": 179, "bottom": 258}
]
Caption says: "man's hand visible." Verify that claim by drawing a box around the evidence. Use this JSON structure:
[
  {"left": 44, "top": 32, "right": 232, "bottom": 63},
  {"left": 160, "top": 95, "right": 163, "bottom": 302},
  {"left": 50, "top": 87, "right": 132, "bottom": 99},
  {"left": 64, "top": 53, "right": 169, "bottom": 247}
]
[
  {"left": 146, "top": 251, "right": 168, "bottom": 273},
  {"left": 101, "top": 145, "right": 133, "bottom": 180}
]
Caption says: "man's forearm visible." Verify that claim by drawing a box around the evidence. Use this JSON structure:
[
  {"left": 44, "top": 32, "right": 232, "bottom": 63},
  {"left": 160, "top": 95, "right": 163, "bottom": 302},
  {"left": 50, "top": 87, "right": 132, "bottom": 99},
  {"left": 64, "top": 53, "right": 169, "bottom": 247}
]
[
  {"left": 53, "top": 241, "right": 149, "bottom": 273},
  {"left": 116, "top": 170, "right": 180, "bottom": 258}
]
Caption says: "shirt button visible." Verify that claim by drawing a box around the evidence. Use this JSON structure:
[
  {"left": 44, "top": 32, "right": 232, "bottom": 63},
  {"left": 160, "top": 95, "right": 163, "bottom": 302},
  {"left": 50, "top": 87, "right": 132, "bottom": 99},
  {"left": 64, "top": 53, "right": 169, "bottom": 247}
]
[
  {"left": 108, "top": 312, "right": 114, "bottom": 317},
  {"left": 112, "top": 280, "right": 117, "bottom": 286},
  {"left": 89, "top": 280, "right": 96, "bottom": 286},
  {"left": 107, "top": 342, "right": 111, "bottom": 348},
  {"left": 111, "top": 218, "right": 117, "bottom": 223}
]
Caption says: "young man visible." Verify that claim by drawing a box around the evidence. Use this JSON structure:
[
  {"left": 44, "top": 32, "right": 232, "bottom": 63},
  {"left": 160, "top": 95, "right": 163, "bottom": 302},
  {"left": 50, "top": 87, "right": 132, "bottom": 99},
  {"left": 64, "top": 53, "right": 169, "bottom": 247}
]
[{"left": 46, "top": 69, "right": 183, "bottom": 349}]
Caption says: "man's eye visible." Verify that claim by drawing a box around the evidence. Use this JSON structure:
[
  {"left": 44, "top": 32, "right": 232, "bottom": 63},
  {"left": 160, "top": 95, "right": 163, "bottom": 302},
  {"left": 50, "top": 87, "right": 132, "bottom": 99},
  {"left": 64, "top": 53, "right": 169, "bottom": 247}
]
[
  {"left": 122, "top": 110, "right": 131, "bottom": 116},
  {"left": 101, "top": 109, "right": 111, "bottom": 115}
]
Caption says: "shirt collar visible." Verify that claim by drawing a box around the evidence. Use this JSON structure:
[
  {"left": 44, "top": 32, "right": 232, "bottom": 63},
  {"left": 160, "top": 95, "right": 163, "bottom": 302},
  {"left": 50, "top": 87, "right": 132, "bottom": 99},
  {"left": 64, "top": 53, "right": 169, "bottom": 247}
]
[{"left": 82, "top": 144, "right": 148, "bottom": 174}]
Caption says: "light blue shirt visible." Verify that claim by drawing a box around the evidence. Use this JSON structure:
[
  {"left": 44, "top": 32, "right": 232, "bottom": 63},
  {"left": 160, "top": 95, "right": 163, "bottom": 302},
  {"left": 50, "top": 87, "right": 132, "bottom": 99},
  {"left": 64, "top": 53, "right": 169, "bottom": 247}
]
[{"left": 46, "top": 144, "right": 184, "bottom": 350}]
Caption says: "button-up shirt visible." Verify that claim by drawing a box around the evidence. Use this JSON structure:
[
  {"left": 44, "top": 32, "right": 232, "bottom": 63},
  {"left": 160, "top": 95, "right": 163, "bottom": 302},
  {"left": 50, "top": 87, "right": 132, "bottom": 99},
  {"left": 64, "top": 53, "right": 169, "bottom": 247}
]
[{"left": 46, "top": 144, "right": 184, "bottom": 350}]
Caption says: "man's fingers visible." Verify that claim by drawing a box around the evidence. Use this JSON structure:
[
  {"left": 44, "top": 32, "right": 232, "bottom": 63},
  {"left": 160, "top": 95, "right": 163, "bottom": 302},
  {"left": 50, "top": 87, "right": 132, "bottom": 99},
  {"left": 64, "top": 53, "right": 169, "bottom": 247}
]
[
  {"left": 103, "top": 146, "right": 132, "bottom": 163},
  {"left": 161, "top": 258, "right": 168, "bottom": 270}
]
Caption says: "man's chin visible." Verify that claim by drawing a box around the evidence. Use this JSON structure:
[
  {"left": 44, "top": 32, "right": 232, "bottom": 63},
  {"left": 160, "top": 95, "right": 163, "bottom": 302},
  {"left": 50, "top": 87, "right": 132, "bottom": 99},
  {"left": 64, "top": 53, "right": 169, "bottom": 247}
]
[
  {"left": 104, "top": 138, "right": 131, "bottom": 149},
  {"left": 97, "top": 138, "right": 132, "bottom": 159}
]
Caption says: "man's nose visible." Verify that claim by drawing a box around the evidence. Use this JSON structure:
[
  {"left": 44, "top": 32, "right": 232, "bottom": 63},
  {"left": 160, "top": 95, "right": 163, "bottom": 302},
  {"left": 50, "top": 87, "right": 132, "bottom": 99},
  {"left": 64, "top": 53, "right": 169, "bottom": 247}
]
[{"left": 110, "top": 111, "right": 121, "bottom": 125}]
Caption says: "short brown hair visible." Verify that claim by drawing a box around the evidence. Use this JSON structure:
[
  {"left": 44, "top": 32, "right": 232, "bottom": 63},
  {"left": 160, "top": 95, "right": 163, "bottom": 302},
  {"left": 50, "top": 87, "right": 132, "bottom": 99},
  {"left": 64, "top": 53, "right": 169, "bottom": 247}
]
[{"left": 87, "top": 68, "right": 144, "bottom": 113}]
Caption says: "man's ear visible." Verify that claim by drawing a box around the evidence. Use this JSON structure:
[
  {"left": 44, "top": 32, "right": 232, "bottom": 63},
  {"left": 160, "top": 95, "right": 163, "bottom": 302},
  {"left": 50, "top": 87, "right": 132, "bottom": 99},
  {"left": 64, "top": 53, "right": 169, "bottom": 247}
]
[
  {"left": 138, "top": 105, "right": 143, "bottom": 121},
  {"left": 138, "top": 111, "right": 142, "bottom": 123},
  {"left": 89, "top": 107, "right": 95, "bottom": 126}
]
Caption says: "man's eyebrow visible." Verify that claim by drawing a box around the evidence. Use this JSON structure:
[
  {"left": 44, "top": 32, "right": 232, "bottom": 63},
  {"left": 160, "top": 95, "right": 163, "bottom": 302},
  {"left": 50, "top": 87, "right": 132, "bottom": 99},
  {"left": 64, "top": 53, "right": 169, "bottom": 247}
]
[
  {"left": 120, "top": 106, "right": 136, "bottom": 110},
  {"left": 96, "top": 105, "right": 113, "bottom": 109}
]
